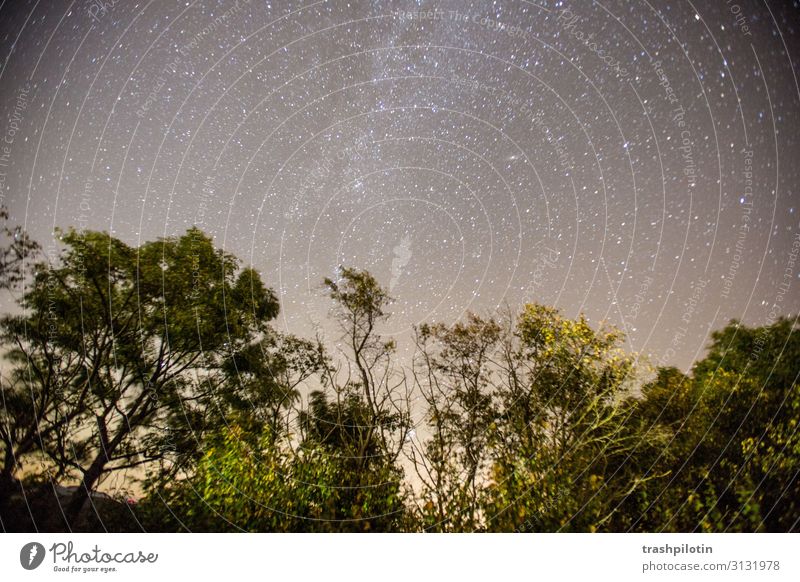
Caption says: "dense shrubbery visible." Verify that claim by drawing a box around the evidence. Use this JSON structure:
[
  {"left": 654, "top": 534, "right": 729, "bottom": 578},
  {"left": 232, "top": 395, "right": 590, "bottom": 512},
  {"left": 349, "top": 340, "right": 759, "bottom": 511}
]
[{"left": 1, "top": 219, "right": 798, "bottom": 531}]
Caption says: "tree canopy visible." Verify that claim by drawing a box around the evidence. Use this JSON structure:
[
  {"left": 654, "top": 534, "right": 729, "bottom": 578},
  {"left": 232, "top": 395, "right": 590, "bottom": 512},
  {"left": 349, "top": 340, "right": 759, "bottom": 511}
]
[{"left": 1, "top": 220, "right": 798, "bottom": 532}]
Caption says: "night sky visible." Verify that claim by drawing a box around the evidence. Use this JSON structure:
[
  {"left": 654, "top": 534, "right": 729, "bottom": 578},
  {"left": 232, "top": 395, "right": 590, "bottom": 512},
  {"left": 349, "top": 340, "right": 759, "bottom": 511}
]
[{"left": 1, "top": 0, "right": 799, "bottom": 370}]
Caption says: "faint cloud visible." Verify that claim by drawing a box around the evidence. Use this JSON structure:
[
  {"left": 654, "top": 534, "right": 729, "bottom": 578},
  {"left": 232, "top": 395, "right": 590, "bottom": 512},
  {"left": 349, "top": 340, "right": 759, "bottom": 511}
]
[{"left": 389, "top": 234, "right": 413, "bottom": 292}]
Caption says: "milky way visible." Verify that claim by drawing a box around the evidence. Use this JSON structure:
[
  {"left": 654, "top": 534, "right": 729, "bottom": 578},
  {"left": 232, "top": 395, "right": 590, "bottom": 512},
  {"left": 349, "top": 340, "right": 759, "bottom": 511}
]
[{"left": 1, "top": 0, "right": 799, "bottom": 369}]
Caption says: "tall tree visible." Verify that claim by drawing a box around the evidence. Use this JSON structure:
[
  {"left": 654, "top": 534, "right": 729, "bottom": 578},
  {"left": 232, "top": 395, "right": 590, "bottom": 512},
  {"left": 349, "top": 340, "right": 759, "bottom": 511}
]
[
  {"left": 625, "top": 318, "right": 800, "bottom": 532},
  {"left": 321, "top": 267, "right": 411, "bottom": 468},
  {"left": 145, "top": 267, "right": 411, "bottom": 532},
  {"left": 0, "top": 227, "right": 279, "bottom": 526},
  {"left": 483, "top": 304, "right": 640, "bottom": 531},
  {"left": 412, "top": 314, "right": 500, "bottom": 531},
  {"left": 306, "top": 267, "right": 412, "bottom": 530}
]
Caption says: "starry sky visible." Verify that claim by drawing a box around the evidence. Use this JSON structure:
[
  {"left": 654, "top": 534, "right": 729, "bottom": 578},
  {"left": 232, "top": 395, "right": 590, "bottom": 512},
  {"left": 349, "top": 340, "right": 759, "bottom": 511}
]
[{"left": 1, "top": 0, "right": 799, "bottom": 370}]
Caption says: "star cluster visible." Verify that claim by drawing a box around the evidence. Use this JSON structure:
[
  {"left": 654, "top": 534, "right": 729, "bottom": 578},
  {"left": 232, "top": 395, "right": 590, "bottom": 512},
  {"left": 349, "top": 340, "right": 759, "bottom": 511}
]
[{"left": 1, "top": 0, "right": 799, "bottom": 368}]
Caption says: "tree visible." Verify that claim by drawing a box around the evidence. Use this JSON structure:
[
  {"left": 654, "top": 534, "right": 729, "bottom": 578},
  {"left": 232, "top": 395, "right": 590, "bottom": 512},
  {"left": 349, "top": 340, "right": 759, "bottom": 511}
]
[
  {"left": 219, "top": 331, "right": 326, "bottom": 439},
  {"left": 142, "top": 420, "right": 407, "bottom": 532},
  {"left": 625, "top": 318, "right": 800, "bottom": 532},
  {"left": 0, "top": 227, "right": 279, "bottom": 526},
  {"left": 307, "top": 267, "right": 411, "bottom": 530},
  {"left": 0, "top": 206, "right": 39, "bottom": 292},
  {"left": 482, "top": 304, "right": 641, "bottom": 531},
  {"left": 320, "top": 267, "right": 411, "bottom": 469},
  {"left": 142, "top": 267, "right": 411, "bottom": 532},
  {"left": 297, "top": 387, "right": 408, "bottom": 531},
  {"left": 4, "top": 224, "right": 799, "bottom": 533},
  {"left": 411, "top": 314, "right": 500, "bottom": 531},
  {"left": 0, "top": 206, "right": 42, "bottom": 497}
]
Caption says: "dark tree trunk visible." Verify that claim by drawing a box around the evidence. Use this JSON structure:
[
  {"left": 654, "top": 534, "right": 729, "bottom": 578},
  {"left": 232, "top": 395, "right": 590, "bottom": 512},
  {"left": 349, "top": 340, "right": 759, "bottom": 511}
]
[
  {"left": 64, "top": 454, "right": 107, "bottom": 527},
  {"left": 0, "top": 451, "right": 19, "bottom": 500}
]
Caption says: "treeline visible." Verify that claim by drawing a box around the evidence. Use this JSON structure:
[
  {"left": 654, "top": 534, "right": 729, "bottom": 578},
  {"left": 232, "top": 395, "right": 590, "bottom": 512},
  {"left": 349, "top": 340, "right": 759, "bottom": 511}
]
[{"left": 0, "top": 220, "right": 798, "bottom": 532}]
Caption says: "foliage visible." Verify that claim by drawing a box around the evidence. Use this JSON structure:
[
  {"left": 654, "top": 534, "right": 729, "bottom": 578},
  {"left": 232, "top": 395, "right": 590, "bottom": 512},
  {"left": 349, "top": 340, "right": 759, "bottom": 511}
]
[
  {"left": 618, "top": 318, "right": 800, "bottom": 532},
  {"left": 1, "top": 220, "right": 798, "bottom": 532},
  {"left": 140, "top": 423, "right": 407, "bottom": 532},
  {"left": 0, "top": 227, "right": 279, "bottom": 525},
  {"left": 0, "top": 206, "right": 39, "bottom": 292}
]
